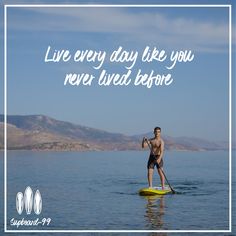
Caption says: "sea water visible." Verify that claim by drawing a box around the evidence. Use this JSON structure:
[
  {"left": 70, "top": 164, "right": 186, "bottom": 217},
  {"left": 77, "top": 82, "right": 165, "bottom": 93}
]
[{"left": 0, "top": 150, "right": 235, "bottom": 234}]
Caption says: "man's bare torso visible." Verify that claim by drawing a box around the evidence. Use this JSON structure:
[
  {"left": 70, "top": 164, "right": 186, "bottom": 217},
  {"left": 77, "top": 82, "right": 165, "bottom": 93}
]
[{"left": 150, "top": 138, "right": 163, "bottom": 155}]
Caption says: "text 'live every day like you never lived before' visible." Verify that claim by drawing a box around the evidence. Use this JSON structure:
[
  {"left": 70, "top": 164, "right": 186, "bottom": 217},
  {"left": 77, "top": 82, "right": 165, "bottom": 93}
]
[{"left": 44, "top": 45, "right": 195, "bottom": 88}]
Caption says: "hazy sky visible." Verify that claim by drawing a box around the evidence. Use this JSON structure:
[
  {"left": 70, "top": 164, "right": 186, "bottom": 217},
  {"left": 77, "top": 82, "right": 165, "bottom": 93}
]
[{"left": 3, "top": 1, "right": 235, "bottom": 141}]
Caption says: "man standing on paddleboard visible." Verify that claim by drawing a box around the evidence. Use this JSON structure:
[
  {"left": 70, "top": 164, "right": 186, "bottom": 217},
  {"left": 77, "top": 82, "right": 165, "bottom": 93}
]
[{"left": 142, "top": 127, "right": 165, "bottom": 189}]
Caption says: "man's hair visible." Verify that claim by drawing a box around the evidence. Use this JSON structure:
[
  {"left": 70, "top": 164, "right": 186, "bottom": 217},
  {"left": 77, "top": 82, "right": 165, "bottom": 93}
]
[{"left": 154, "top": 127, "right": 161, "bottom": 132}]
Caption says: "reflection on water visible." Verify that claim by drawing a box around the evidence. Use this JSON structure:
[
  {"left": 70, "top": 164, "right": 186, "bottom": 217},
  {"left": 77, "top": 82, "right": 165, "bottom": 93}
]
[{"left": 144, "top": 195, "right": 167, "bottom": 234}]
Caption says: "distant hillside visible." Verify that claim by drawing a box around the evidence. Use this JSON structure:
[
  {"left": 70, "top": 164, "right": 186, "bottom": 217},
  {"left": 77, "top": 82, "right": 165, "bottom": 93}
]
[
  {"left": 0, "top": 115, "right": 138, "bottom": 151},
  {"left": 0, "top": 114, "right": 230, "bottom": 151},
  {"left": 133, "top": 133, "right": 229, "bottom": 151}
]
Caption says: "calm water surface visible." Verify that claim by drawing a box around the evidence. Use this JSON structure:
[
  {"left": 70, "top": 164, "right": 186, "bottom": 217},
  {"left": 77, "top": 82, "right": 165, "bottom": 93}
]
[{"left": 0, "top": 150, "right": 235, "bottom": 234}]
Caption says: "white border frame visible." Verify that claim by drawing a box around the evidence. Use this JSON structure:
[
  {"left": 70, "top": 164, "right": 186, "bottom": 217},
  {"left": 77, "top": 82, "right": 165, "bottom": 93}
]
[{"left": 4, "top": 4, "right": 232, "bottom": 233}]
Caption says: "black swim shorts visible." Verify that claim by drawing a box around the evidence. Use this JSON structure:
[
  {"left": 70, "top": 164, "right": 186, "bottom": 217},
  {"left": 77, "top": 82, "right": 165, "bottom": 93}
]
[{"left": 147, "top": 154, "right": 163, "bottom": 169}]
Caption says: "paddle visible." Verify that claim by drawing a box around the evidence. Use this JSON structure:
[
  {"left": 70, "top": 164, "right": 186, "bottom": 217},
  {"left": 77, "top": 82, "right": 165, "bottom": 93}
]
[{"left": 144, "top": 138, "right": 176, "bottom": 194}]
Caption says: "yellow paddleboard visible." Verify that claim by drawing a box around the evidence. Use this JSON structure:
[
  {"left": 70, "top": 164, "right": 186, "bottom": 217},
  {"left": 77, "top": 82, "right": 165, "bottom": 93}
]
[{"left": 139, "top": 186, "right": 171, "bottom": 196}]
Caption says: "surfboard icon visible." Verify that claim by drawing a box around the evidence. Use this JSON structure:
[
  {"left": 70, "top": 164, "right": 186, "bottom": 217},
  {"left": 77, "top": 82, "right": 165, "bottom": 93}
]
[
  {"left": 16, "top": 192, "right": 24, "bottom": 215},
  {"left": 34, "top": 190, "right": 42, "bottom": 215},
  {"left": 24, "top": 186, "right": 33, "bottom": 214}
]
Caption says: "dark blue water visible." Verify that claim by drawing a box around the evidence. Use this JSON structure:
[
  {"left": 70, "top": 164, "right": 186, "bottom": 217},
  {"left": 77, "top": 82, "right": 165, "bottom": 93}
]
[{"left": 0, "top": 150, "right": 234, "bottom": 234}]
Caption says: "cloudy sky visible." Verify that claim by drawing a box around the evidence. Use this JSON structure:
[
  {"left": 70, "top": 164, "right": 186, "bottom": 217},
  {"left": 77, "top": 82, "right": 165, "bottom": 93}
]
[{"left": 3, "top": 1, "right": 235, "bottom": 141}]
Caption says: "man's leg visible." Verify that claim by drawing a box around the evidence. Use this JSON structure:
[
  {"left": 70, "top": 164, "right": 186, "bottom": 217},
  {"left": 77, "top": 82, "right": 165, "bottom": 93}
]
[
  {"left": 157, "top": 168, "right": 165, "bottom": 189},
  {"left": 147, "top": 168, "right": 154, "bottom": 188}
]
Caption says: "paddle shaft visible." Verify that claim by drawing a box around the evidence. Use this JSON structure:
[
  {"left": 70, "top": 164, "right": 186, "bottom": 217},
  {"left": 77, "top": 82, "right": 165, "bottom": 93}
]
[{"left": 145, "top": 139, "right": 176, "bottom": 194}]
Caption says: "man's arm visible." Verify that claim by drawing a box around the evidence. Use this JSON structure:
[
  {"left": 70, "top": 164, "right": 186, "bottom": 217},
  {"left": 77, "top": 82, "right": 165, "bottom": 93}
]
[{"left": 142, "top": 137, "right": 148, "bottom": 148}]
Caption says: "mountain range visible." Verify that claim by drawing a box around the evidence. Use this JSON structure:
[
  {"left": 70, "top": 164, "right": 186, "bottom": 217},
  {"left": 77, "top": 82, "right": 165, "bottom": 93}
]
[{"left": 0, "top": 114, "right": 230, "bottom": 151}]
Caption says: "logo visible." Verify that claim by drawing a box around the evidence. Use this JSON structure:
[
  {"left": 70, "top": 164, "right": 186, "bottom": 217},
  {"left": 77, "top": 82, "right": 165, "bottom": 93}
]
[
  {"left": 16, "top": 186, "right": 42, "bottom": 215},
  {"left": 11, "top": 186, "right": 51, "bottom": 228}
]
